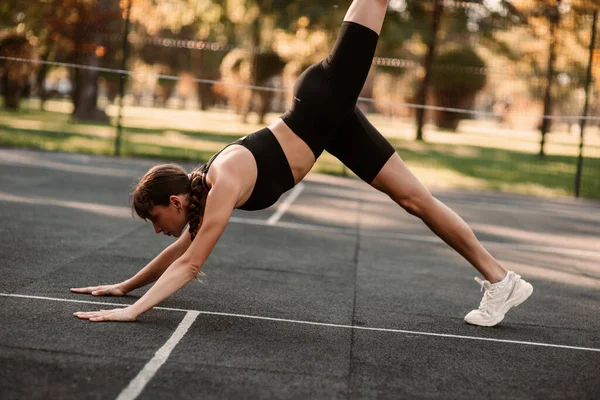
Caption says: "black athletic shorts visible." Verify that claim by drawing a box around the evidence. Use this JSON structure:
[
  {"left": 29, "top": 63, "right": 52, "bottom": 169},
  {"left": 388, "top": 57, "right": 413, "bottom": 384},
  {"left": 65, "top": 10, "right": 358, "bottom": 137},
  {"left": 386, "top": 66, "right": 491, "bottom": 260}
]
[{"left": 281, "top": 21, "right": 396, "bottom": 183}]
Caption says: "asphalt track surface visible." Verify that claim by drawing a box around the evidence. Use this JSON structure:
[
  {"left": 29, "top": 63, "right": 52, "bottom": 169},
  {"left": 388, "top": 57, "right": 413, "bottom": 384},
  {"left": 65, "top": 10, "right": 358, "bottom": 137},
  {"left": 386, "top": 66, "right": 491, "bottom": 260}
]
[{"left": 1, "top": 147, "right": 599, "bottom": 399}]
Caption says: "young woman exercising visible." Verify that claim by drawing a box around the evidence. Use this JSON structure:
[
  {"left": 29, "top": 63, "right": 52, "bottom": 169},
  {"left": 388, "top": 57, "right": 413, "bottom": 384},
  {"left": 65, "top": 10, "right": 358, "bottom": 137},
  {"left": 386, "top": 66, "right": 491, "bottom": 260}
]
[{"left": 72, "top": 0, "right": 533, "bottom": 327}]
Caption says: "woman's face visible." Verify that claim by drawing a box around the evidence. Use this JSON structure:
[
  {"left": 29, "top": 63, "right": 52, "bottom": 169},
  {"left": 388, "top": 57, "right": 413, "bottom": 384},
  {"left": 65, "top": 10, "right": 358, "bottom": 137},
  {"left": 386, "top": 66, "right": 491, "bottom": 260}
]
[{"left": 148, "top": 195, "right": 188, "bottom": 237}]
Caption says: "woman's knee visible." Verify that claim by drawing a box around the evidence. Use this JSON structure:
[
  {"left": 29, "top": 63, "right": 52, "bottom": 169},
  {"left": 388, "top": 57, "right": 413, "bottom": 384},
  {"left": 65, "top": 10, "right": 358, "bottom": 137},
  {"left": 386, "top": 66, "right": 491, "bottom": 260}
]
[{"left": 396, "top": 192, "right": 435, "bottom": 218}]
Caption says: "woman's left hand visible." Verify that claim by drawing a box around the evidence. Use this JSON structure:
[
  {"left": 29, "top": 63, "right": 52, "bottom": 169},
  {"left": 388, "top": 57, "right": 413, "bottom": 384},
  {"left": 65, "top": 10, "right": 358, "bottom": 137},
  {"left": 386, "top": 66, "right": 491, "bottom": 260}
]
[{"left": 73, "top": 307, "right": 138, "bottom": 322}]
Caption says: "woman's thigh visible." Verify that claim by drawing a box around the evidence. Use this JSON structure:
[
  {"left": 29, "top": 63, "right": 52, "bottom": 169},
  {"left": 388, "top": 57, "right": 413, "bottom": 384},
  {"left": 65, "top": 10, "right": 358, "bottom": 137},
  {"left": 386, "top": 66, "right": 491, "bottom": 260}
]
[
  {"left": 322, "top": 0, "right": 386, "bottom": 108},
  {"left": 325, "top": 107, "right": 396, "bottom": 183},
  {"left": 370, "top": 152, "right": 432, "bottom": 203},
  {"left": 325, "top": 106, "right": 430, "bottom": 202}
]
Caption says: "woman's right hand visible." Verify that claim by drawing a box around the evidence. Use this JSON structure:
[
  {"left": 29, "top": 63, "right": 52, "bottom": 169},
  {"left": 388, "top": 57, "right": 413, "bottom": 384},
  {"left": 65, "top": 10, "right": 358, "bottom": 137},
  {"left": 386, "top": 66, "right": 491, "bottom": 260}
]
[{"left": 70, "top": 283, "right": 127, "bottom": 296}]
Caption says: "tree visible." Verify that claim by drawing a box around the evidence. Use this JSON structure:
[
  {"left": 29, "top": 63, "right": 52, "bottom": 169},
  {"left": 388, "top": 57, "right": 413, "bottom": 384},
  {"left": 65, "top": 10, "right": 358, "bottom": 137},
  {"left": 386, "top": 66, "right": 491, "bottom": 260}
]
[
  {"left": 374, "top": 1, "right": 524, "bottom": 140},
  {"left": 415, "top": 0, "right": 444, "bottom": 141},
  {"left": 0, "top": 0, "right": 45, "bottom": 30},
  {"left": 508, "top": 0, "right": 597, "bottom": 157},
  {"left": 0, "top": 32, "right": 37, "bottom": 109},
  {"left": 0, "top": 0, "right": 49, "bottom": 109},
  {"left": 431, "top": 46, "right": 487, "bottom": 130},
  {"left": 539, "top": 1, "right": 561, "bottom": 157},
  {"left": 127, "top": 0, "right": 233, "bottom": 109},
  {"left": 224, "top": 0, "right": 294, "bottom": 121},
  {"left": 38, "top": 0, "right": 122, "bottom": 121}
]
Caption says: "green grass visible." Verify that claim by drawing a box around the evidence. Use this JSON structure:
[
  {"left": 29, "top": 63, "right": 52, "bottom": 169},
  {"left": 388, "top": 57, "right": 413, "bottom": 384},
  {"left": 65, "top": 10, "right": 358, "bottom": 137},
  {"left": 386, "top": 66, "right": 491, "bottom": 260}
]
[
  {"left": 0, "top": 125, "right": 215, "bottom": 161},
  {"left": 1, "top": 107, "right": 599, "bottom": 199},
  {"left": 386, "top": 137, "right": 600, "bottom": 199}
]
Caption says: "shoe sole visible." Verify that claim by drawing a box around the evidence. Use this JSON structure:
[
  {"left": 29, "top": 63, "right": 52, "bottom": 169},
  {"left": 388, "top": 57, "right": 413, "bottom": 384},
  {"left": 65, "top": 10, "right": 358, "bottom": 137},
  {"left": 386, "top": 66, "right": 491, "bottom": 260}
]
[{"left": 465, "top": 281, "right": 534, "bottom": 327}]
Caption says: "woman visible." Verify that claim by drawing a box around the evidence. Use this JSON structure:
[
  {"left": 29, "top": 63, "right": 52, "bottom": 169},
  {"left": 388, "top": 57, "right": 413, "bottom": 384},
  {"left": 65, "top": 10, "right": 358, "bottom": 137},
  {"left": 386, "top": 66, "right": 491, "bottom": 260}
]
[{"left": 72, "top": 0, "right": 532, "bottom": 327}]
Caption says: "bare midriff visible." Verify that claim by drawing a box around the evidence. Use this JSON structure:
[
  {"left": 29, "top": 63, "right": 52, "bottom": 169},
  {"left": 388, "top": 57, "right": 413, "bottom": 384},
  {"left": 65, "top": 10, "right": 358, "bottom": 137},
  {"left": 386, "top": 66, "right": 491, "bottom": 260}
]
[
  {"left": 204, "top": 119, "right": 316, "bottom": 208},
  {"left": 267, "top": 118, "right": 316, "bottom": 184}
]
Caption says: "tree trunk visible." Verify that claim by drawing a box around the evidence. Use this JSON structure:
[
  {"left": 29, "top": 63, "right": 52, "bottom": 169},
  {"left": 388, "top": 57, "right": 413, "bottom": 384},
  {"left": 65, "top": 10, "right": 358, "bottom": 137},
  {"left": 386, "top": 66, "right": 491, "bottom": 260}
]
[
  {"left": 242, "top": 18, "right": 261, "bottom": 123},
  {"left": 2, "top": 71, "right": 22, "bottom": 110},
  {"left": 70, "top": 38, "right": 82, "bottom": 114},
  {"left": 194, "top": 49, "right": 217, "bottom": 111},
  {"left": 539, "top": 2, "right": 560, "bottom": 158},
  {"left": 574, "top": 10, "right": 598, "bottom": 198},
  {"left": 72, "top": 0, "right": 109, "bottom": 122},
  {"left": 36, "top": 50, "right": 51, "bottom": 111},
  {"left": 72, "top": 54, "right": 108, "bottom": 122},
  {"left": 415, "top": 0, "right": 443, "bottom": 142},
  {"left": 0, "top": 36, "right": 31, "bottom": 111}
]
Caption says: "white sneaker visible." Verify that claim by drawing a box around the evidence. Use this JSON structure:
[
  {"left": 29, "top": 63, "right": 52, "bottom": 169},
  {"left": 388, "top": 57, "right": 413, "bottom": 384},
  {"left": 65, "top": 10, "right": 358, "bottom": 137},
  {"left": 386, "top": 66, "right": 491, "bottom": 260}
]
[{"left": 464, "top": 271, "right": 533, "bottom": 327}]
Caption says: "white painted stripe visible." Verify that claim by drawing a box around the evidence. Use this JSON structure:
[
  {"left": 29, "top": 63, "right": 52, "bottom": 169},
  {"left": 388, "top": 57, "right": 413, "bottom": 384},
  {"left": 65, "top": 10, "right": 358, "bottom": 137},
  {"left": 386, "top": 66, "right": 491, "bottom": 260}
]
[
  {"left": 266, "top": 183, "right": 305, "bottom": 225},
  {"left": 1, "top": 293, "right": 186, "bottom": 312},
  {"left": 0, "top": 153, "right": 135, "bottom": 177},
  {"left": 2, "top": 293, "right": 598, "bottom": 353},
  {"left": 0, "top": 191, "right": 131, "bottom": 219},
  {"left": 116, "top": 311, "right": 199, "bottom": 400}
]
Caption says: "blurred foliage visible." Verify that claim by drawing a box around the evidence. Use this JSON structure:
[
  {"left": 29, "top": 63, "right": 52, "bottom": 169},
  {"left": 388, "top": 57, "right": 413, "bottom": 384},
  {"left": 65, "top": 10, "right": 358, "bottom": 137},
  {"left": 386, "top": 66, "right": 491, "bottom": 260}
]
[
  {"left": 431, "top": 46, "right": 487, "bottom": 130},
  {"left": 0, "top": 0, "right": 599, "bottom": 129},
  {"left": 432, "top": 47, "right": 487, "bottom": 93},
  {"left": 1, "top": 1, "right": 599, "bottom": 198},
  {"left": 0, "top": 0, "right": 123, "bottom": 119}
]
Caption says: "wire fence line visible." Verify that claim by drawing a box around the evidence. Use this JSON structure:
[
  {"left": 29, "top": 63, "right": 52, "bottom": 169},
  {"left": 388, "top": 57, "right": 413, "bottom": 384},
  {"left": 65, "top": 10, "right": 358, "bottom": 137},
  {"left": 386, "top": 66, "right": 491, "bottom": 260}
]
[
  {"left": 103, "top": 33, "right": 233, "bottom": 52},
  {"left": 2, "top": 55, "right": 598, "bottom": 122},
  {"left": 101, "top": 33, "right": 558, "bottom": 79},
  {"left": 1, "top": 3, "right": 597, "bottom": 200}
]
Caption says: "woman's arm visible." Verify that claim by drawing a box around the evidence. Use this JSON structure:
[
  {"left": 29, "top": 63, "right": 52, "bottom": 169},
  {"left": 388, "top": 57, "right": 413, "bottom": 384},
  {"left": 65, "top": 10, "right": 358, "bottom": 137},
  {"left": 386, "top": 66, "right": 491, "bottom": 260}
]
[
  {"left": 120, "top": 229, "right": 192, "bottom": 293},
  {"left": 71, "top": 229, "right": 192, "bottom": 296},
  {"left": 74, "top": 173, "right": 239, "bottom": 322}
]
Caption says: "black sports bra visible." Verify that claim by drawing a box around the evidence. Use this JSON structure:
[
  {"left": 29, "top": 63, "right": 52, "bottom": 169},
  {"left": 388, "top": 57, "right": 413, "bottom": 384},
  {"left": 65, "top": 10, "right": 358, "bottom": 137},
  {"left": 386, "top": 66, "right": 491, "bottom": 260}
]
[{"left": 198, "top": 128, "right": 295, "bottom": 211}]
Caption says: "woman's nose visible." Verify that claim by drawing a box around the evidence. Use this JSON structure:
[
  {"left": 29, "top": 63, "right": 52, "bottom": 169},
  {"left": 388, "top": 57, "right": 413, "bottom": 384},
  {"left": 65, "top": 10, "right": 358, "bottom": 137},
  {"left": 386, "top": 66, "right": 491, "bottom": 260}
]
[{"left": 153, "top": 223, "right": 162, "bottom": 234}]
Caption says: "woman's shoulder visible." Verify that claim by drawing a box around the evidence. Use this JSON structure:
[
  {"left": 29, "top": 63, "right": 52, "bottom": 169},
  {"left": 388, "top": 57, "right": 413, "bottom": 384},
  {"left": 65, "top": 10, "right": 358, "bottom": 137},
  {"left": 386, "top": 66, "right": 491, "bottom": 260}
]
[{"left": 209, "top": 144, "right": 256, "bottom": 180}]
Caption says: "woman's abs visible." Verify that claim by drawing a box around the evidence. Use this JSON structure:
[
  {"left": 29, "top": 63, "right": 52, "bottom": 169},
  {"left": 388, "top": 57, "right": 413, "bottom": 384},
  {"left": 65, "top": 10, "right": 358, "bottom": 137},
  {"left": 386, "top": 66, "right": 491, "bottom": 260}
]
[{"left": 268, "top": 118, "right": 316, "bottom": 184}]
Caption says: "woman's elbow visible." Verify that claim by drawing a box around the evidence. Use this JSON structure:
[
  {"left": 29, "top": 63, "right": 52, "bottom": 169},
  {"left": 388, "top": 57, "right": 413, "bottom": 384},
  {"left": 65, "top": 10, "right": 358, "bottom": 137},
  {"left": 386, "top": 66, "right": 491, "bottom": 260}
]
[
  {"left": 187, "top": 261, "right": 203, "bottom": 277},
  {"left": 178, "top": 255, "right": 203, "bottom": 278}
]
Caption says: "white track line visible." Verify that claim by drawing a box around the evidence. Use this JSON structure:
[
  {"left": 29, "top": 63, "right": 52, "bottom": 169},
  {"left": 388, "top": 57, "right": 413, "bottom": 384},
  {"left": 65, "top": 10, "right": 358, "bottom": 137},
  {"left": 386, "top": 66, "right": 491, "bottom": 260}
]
[
  {"left": 2, "top": 293, "right": 599, "bottom": 353},
  {"left": 0, "top": 153, "right": 135, "bottom": 177},
  {"left": 0, "top": 191, "right": 131, "bottom": 219},
  {"left": 116, "top": 311, "right": 199, "bottom": 400},
  {"left": 267, "top": 183, "right": 305, "bottom": 225}
]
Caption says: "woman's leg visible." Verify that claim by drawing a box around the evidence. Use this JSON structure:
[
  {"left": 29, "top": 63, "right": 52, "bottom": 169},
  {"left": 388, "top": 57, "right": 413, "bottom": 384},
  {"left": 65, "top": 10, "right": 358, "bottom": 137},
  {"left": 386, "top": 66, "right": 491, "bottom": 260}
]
[
  {"left": 370, "top": 153, "right": 508, "bottom": 283},
  {"left": 343, "top": 0, "right": 389, "bottom": 35},
  {"left": 323, "top": 0, "right": 389, "bottom": 108},
  {"left": 336, "top": 4, "right": 498, "bottom": 277},
  {"left": 327, "top": 108, "right": 533, "bottom": 326},
  {"left": 327, "top": 108, "right": 506, "bottom": 282},
  {"left": 371, "top": 153, "right": 534, "bottom": 327},
  {"left": 281, "top": 0, "right": 388, "bottom": 158}
]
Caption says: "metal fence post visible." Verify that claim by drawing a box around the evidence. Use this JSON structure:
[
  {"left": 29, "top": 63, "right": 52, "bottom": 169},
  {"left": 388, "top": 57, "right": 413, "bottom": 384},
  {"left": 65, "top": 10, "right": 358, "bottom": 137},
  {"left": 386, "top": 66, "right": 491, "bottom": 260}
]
[
  {"left": 115, "top": 0, "right": 132, "bottom": 157},
  {"left": 574, "top": 10, "right": 598, "bottom": 198}
]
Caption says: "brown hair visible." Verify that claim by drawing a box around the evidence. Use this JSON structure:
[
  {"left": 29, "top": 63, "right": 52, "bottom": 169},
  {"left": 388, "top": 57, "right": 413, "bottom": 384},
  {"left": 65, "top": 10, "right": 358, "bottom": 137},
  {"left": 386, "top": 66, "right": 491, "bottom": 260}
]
[{"left": 130, "top": 163, "right": 208, "bottom": 240}]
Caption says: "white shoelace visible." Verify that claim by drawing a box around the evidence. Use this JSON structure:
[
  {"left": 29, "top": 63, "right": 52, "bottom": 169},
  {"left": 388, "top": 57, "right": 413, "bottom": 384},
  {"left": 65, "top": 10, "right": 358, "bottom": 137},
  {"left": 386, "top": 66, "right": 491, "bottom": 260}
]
[{"left": 474, "top": 277, "right": 500, "bottom": 313}]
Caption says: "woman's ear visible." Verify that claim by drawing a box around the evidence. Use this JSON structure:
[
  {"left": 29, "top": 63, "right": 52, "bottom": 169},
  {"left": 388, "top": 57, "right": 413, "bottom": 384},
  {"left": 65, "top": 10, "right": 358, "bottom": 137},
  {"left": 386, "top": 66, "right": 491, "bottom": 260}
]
[{"left": 170, "top": 195, "right": 183, "bottom": 211}]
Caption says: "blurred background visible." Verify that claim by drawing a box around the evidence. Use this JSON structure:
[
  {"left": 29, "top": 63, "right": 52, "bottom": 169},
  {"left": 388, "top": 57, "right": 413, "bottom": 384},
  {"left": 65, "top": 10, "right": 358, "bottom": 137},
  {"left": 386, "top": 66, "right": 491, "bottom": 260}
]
[{"left": 0, "top": 0, "right": 599, "bottom": 199}]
